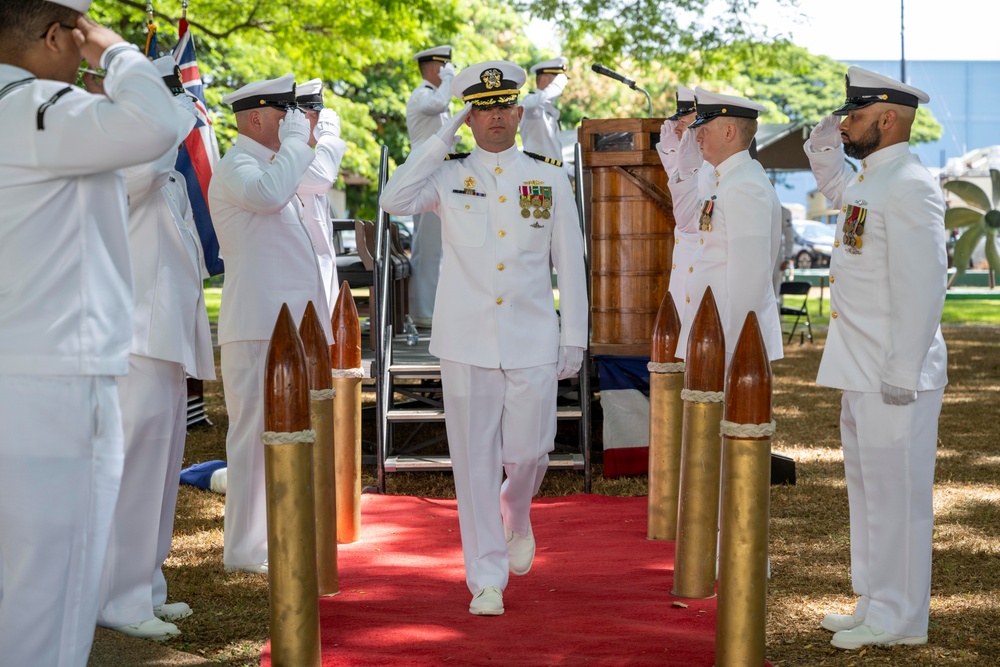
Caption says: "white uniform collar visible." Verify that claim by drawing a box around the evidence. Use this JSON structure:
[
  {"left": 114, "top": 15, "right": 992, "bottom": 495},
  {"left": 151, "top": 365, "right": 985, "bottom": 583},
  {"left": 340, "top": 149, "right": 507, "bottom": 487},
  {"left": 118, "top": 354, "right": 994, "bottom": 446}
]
[
  {"left": 858, "top": 141, "right": 910, "bottom": 171},
  {"left": 421, "top": 79, "right": 438, "bottom": 90},
  {"left": 712, "top": 149, "right": 751, "bottom": 180},
  {"left": 235, "top": 133, "right": 278, "bottom": 161},
  {"left": 472, "top": 143, "right": 521, "bottom": 170}
]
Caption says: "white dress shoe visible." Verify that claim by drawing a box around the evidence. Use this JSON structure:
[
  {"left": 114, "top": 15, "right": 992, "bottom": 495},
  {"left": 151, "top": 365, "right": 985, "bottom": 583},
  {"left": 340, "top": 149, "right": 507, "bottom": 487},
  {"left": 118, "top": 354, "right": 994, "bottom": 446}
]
[
  {"left": 112, "top": 618, "right": 180, "bottom": 641},
  {"left": 831, "top": 624, "right": 927, "bottom": 650},
  {"left": 821, "top": 612, "right": 865, "bottom": 632},
  {"left": 505, "top": 520, "right": 535, "bottom": 576},
  {"left": 154, "top": 602, "right": 193, "bottom": 622},
  {"left": 225, "top": 560, "right": 268, "bottom": 574},
  {"left": 469, "top": 586, "right": 504, "bottom": 616}
]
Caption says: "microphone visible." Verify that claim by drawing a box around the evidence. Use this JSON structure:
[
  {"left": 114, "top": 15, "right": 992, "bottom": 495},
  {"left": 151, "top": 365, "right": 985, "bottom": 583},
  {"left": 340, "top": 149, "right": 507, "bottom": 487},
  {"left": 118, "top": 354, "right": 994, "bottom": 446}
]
[{"left": 591, "top": 63, "right": 637, "bottom": 90}]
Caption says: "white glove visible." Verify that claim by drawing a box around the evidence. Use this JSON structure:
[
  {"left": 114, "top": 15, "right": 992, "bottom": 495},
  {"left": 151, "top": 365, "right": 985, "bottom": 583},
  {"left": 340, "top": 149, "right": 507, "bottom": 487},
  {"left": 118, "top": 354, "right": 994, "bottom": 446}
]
[
  {"left": 658, "top": 120, "right": 681, "bottom": 156},
  {"left": 881, "top": 381, "right": 917, "bottom": 406},
  {"left": 173, "top": 93, "right": 198, "bottom": 118},
  {"left": 440, "top": 62, "right": 456, "bottom": 80},
  {"left": 277, "top": 108, "right": 310, "bottom": 145},
  {"left": 676, "top": 127, "right": 703, "bottom": 176},
  {"left": 556, "top": 346, "right": 585, "bottom": 380},
  {"left": 314, "top": 108, "right": 341, "bottom": 141},
  {"left": 435, "top": 102, "right": 472, "bottom": 145},
  {"left": 551, "top": 73, "right": 569, "bottom": 90},
  {"left": 809, "top": 113, "right": 842, "bottom": 152}
]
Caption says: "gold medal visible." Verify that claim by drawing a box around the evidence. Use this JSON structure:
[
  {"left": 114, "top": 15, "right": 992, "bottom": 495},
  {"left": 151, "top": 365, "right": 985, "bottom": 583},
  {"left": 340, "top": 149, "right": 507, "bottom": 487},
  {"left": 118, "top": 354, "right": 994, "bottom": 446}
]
[
  {"left": 542, "top": 209, "right": 551, "bottom": 219},
  {"left": 521, "top": 209, "right": 531, "bottom": 218},
  {"left": 533, "top": 208, "right": 543, "bottom": 219}
]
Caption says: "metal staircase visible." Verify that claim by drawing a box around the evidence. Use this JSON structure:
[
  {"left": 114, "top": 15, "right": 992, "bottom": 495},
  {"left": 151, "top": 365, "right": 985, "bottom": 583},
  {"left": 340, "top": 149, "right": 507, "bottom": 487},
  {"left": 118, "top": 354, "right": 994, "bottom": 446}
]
[{"left": 370, "top": 144, "right": 593, "bottom": 493}]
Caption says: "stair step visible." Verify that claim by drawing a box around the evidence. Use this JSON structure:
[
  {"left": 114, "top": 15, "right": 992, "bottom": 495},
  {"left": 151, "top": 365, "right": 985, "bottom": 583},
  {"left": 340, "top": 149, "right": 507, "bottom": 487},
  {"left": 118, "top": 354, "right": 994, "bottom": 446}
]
[
  {"left": 387, "top": 405, "right": 582, "bottom": 423},
  {"left": 385, "top": 453, "right": 584, "bottom": 473}
]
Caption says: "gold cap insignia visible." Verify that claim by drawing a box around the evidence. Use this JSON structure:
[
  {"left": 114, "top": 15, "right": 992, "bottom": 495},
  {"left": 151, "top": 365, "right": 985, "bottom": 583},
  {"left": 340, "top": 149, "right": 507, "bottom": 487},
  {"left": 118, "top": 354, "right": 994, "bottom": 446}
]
[{"left": 481, "top": 68, "right": 502, "bottom": 90}]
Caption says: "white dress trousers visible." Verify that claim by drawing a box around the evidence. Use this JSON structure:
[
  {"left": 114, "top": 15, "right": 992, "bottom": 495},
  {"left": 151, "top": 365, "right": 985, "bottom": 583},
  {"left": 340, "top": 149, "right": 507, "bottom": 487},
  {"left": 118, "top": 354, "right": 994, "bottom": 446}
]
[
  {"left": 97, "top": 357, "right": 187, "bottom": 627},
  {"left": 840, "top": 388, "right": 943, "bottom": 637},
  {"left": 408, "top": 210, "right": 443, "bottom": 320},
  {"left": 0, "top": 376, "right": 124, "bottom": 667},
  {"left": 220, "top": 341, "right": 270, "bottom": 568},
  {"left": 440, "top": 361, "right": 557, "bottom": 593}
]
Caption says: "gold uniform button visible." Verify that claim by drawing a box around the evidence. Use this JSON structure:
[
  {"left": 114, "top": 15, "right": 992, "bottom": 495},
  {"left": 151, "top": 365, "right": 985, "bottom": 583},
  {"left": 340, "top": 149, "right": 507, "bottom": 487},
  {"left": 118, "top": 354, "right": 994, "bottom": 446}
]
[
  {"left": 498, "top": 230, "right": 507, "bottom": 237},
  {"left": 858, "top": 175, "right": 864, "bottom": 182},
  {"left": 671, "top": 263, "right": 676, "bottom": 270},
  {"left": 496, "top": 297, "right": 503, "bottom": 305},
  {"left": 829, "top": 276, "right": 835, "bottom": 284},
  {"left": 688, "top": 266, "right": 693, "bottom": 273},
  {"left": 497, "top": 263, "right": 505, "bottom": 271},
  {"left": 832, "top": 311, "right": 838, "bottom": 319},
  {"left": 699, "top": 238, "right": 704, "bottom": 245},
  {"left": 834, "top": 240, "right": 840, "bottom": 247},
  {"left": 464, "top": 205, "right": 470, "bottom": 209},
  {"left": 499, "top": 195, "right": 507, "bottom": 203},
  {"left": 685, "top": 296, "right": 691, "bottom": 304},
  {"left": 842, "top": 205, "right": 847, "bottom": 213},
  {"left": 674, "top": 238, "right": 679, "bottom": 245}
]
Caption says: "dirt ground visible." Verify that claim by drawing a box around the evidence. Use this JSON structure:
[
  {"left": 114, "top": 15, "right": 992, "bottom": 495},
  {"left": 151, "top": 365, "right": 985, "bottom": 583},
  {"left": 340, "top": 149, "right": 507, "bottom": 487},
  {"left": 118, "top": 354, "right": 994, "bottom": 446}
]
[{"left": 165, "top": 325, "right": 1000, "bottom": 666}]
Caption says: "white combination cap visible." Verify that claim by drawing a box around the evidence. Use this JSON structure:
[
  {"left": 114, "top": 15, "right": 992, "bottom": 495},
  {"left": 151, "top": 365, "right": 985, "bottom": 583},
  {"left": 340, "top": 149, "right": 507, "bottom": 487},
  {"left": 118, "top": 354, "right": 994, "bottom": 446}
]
[
  {"left": 50, "top": 0, "right": 91, "bottom": 13},
  {"left": 413, "top": 45, "right": 452, "bottom": 64},
  {"left": 833, "top": 66, "right": 930, "bottom": 115},
  {"left": 222, "top": 74, "right": 297, "bottom": 113},
  {"left": 451, "top": 60, "right": 525, "bottom": 108},
  {"left": 667, "top": 84, "right": 696, "bottom": 120},
  {"left": 295, "top": 78, "right": 325, "bottom": 109},
  {"left": 529, "top": 57, "right": 568, "bottom": 75},
  {"left": 690, "top": 87, "right": 767, "bottom": 128}
]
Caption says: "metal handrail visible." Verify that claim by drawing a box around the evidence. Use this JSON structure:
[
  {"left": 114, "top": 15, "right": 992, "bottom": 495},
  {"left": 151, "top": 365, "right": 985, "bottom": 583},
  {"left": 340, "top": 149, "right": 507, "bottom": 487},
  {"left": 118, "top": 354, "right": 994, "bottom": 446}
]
[
  {"left": 574, "top": 141, "right": 593, "bottom": 493},
  {"left": 372, "top": 145, "right": 391, "bottom": 492}
]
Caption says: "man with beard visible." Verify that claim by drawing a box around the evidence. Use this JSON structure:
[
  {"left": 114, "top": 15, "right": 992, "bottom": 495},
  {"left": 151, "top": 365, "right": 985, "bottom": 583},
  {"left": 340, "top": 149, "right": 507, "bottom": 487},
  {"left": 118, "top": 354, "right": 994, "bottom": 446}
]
[
  {"left": 804, "top": 66, "right": 947, "bottom": 650},
  {"left": 380, "top": 60, "right": 587, "bottom": 616}
]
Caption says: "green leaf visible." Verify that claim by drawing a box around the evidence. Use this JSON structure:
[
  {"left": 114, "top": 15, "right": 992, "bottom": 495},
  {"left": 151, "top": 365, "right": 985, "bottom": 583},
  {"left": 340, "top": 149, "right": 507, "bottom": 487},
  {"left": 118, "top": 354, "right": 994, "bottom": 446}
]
[
  {"left": 984, "top": 232, "right": 1000, "bottom": 279},
  {"left": 992, "top": 169, "right": 1000, "bottom": 209},
  {"left": 943, "top": 180, "right": 991, "bottom": 212},
  {"left": 945, "top": 207, "right": 983, "bottom": 230},
  {"left": 951, "top": 225, "right": 986, "bottom": 278}
]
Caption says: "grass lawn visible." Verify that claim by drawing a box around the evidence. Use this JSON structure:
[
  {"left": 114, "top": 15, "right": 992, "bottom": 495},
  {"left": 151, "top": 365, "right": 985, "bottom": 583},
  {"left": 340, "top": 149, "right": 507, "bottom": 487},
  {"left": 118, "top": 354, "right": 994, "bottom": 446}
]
[{"left": 782, "top": 290, "right": 1000, "bottom": 328}]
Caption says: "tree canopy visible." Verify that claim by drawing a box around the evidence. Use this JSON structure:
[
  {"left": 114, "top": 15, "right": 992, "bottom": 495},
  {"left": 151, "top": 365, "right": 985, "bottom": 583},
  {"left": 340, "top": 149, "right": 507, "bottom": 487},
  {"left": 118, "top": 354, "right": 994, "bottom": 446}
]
[{"left": 90, "top": 0, "right": 941, "bottom": 219}]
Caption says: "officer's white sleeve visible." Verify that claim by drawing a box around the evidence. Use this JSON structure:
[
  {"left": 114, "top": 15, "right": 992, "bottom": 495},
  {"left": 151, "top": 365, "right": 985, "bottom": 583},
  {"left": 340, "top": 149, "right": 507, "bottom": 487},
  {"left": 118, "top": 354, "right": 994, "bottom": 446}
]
[
  {"left": 521, "top": 75, "right": 567, "bottom": 113},
  {"left": 216, "top": 140, "right": 315, "bottom": 214},
  {"left": 410, "top": 83, "right": 452, "bottom": 116},
  {"left": 723, "top": 179, "right": 776, "bottom": 354},
  {"left": 32, "top": 48, "right": 180, "bottom": 176},
  {"left": 803, "top": 140, "right": 850, "bottom": 210},
  {"left": 550, "top": 172, "right": 589, "bottom": 348},
  {"left": 881, "top": 174, "right": 947, "bottom": 390},
  {"left": 298, "top": 135, "right": 347, "bottom": 196},
  {"left": 668, "top": 169, "right": 702, "bottom": 236},
  {"left": 378, "top": 135, "right": 449, "bottom": 216}
]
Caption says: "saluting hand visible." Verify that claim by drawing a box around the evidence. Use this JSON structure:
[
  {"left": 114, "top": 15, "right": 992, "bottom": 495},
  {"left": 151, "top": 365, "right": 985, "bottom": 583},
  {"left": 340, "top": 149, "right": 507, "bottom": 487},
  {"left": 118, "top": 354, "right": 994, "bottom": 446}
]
[
  {"left": 277, "top": 108, "right": 311, "bottom": 145},
  {"left": 441, "top": 62, "right": 457, "bottom": 80},
  {"left": 314, "top": 108, "right": 341, "bottom": 141},
  {"left": 676, "top": 127, "right": 703, "bottom": 176},
  {"left": 809, "top": 113, "right": 843, "bottom": 152},
  {"left": 435, "top": 102, "right": 472, "bottom": 146},
  {"left": 658, "top": 120, "right": 681, "bottom": 156},
  {"left": 72, "top": 16, "right": 125, "bottom": 70}
]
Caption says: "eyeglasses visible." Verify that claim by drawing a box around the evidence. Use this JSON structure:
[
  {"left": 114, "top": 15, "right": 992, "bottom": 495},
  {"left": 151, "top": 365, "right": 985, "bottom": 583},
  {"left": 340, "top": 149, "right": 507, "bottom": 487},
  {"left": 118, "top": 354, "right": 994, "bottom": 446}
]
[
  {"left": 298, "top": 103, "right": 324, "bottom": 112},
  {"left": 39, "top": 22, "right": 77, "bottom": 39},
  {"left": 261, "top": 101, "right": 299, "bottom": 112}
]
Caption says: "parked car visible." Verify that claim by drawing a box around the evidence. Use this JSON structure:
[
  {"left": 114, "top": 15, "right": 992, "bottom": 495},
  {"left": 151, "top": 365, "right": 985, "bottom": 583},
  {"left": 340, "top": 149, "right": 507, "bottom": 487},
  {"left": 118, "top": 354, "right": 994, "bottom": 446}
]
[{"left": 791, "top": 219, "right": 836, "bottom": 269}]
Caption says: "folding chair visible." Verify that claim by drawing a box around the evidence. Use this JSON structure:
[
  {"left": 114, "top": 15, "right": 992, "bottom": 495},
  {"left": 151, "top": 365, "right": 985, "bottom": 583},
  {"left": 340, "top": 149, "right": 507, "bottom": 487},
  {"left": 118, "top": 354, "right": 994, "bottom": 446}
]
[{"left": 779, "top": 281, "right": 813, "bottom": 344}]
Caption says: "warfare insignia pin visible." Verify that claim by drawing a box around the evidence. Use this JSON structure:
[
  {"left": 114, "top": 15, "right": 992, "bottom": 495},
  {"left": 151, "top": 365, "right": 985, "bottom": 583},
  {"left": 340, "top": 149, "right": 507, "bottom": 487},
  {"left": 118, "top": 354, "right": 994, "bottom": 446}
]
[{"left": 464, "top": 176, "right": 476, "bottom": 189}]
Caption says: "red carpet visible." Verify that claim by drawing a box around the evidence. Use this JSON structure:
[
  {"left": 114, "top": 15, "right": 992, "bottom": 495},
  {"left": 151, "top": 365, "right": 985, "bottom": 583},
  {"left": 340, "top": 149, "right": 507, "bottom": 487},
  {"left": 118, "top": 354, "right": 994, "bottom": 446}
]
[{"left": 261, "top": 494, "right": 735, "bottom": 666}]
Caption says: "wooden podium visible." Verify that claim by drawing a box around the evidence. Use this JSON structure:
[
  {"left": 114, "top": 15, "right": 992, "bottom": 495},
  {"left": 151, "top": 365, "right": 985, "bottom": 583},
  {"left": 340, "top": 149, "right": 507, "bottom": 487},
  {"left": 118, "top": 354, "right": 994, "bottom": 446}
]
[{"left": 579, "top": 118, "right": 676, "bottom": 356}]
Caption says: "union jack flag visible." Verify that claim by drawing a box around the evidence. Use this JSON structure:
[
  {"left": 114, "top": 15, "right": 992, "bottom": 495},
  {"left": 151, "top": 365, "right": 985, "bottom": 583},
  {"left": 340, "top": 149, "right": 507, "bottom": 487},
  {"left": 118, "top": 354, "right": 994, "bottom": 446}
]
[{"left": 173, "top": 19, "right": 224, "bottom": 275}]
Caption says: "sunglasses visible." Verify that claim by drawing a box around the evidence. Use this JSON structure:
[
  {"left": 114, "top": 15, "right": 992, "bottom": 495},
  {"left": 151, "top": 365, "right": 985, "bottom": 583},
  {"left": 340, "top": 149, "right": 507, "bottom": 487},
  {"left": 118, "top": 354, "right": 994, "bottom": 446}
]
[{"left": 40, "top": 22, "right": 77, "bottom": 39}]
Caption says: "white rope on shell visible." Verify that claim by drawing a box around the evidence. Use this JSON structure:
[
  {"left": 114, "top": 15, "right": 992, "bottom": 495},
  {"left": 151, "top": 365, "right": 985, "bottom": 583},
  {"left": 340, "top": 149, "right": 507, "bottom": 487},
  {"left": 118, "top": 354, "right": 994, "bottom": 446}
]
[
  {"left": 680, "top": 388, "right": 725, "bottom": 403},
  {"left": 720, "top": 419, "right": 776, "bottom": 438},
  {"left": 648, "top": 361, "right": 685, "bottom": 374},
  {"left": 261, "top": 429, "right": 316, "bottom": 445},
  {"left": 331, "top": 367, "right": 364, "bottom": 379},
  {"left": 310, "top": 388, "right": 336, "bottom": 401}
]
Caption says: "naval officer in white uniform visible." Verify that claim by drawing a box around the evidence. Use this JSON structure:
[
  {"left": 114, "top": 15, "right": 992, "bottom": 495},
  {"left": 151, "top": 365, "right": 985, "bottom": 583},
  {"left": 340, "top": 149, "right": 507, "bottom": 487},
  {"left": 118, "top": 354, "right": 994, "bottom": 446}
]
[
  {"left": 381, "top": 60, "right": 588, "bottom": 616},
  {"left": 96, "top": 56, "right": 216, "bottom": 641},
  {"left": 656, "top": 85, "right": 706, "bottom": 325},
  {"left": 676, "top": 88, "right": 784, "bottom": 365},
  {"left": 804, "top": 66, "right": 947, "bottom": 651},
  {"left": 405, "top": 45, "right": 457, "bottom": 326},
  {"left": 209, "top": 75, "right": 332, "bottom": 573},
  {"left": 0, "top": 2, "right": 182, "bottom": 664},
  {"left": 519, "top": 57, "right": 568, "bottom": 164},
  {"left": 296, "top": 78, "right": 347, "bottom": 313}
]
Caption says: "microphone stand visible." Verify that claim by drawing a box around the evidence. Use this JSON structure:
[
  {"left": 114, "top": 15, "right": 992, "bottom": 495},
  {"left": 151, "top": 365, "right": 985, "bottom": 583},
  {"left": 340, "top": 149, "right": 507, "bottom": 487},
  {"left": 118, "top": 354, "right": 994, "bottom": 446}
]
[{"left": 634, "top": 86, "right": 652, "bottom": 118}]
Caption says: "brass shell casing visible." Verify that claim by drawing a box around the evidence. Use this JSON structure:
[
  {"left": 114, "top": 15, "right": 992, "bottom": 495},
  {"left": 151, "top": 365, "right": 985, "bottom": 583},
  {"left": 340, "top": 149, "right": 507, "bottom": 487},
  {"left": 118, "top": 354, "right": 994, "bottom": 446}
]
[
  {"left": 647, "top": 371, "right": 685, "bottom": 540},
  {"left": 310, "top": 396, "right": 339, "bottom": 595},
  {"left": 333, "top": 376, "right": 362, "bottom": 544},
  {"left": 671, "top": 399, "right": 724, "bottom": 599}
]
